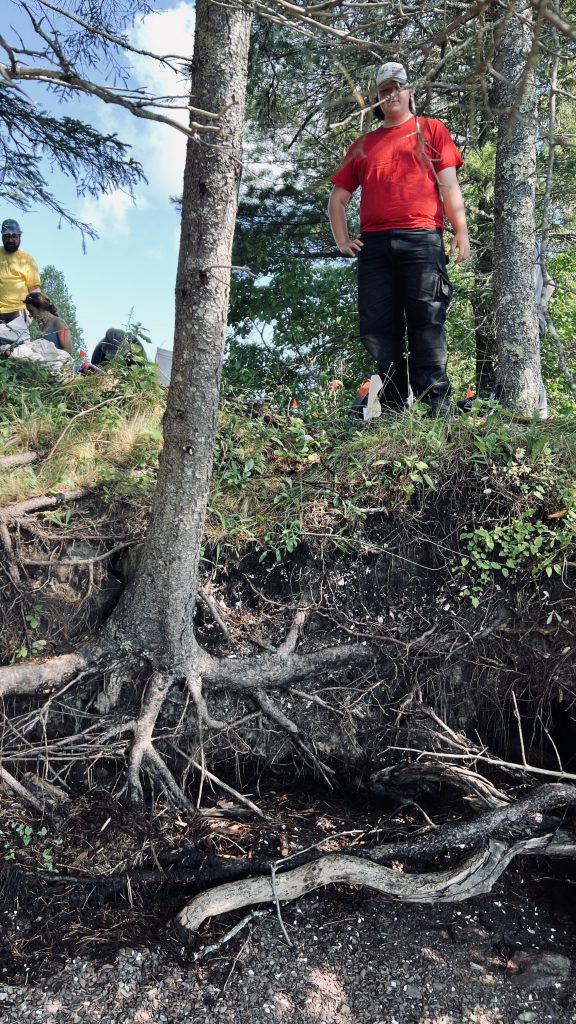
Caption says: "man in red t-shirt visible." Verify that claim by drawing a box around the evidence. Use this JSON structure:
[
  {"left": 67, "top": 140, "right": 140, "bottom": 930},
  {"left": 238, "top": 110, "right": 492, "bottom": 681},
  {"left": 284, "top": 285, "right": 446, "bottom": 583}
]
[{"left": 328, "top": 62, "right": 470, "bottom": 415}]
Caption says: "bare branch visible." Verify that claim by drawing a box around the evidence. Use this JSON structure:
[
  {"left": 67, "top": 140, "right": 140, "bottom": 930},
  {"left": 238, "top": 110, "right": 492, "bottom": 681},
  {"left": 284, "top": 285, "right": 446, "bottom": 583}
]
[
  {"left": 529, "top": 0, "right": 576, "bottom": 42},
  {"left": 36, "top": 0, "right": 189, "bottom": 72},
  {"left": 2, "top": 67, "right": 221, "bottom": 135},
  {"left": 0, "top": 452, "right": 39, "bottom": 468}
]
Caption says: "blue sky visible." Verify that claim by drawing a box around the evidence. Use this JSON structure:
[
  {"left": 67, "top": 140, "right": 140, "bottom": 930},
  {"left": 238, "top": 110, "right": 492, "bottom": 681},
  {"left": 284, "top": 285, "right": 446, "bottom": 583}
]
[{"left": 2, "top": 1, "right": 196, "bottom": 360}]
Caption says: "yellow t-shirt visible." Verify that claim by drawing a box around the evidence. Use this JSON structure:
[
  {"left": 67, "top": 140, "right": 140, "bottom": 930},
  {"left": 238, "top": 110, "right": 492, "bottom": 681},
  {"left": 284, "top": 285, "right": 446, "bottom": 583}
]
[{"left": 0, "top": 249, "right": 41, "bottom": 314}]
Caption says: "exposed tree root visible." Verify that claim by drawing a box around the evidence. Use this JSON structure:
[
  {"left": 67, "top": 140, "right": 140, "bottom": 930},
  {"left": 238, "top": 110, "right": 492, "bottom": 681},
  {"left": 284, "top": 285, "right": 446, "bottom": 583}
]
[
  {"left": 366, "top": 782, "right": 576, "bottom": 863},
  {"left": 0, "top": 644, "right": 106, "bottom": 698},
  {"left": 0, "top": 487, "right": 95, "bottom": 590},
  {"left": 20, "top": 539, "right": 138, "bottom": 567},
  {"left": 145, "top": 745, "right": 197, "bottom": 814},
  {"left": 196, "top": 589, "right": 230, "bottom": 640},
  {"left": 128, "top": 671, "right": 175, "bottom": 805},
  {"left": 199, "top": 641, "right": 374, "bottom": 692},
  {"left": 0, "top": 581, "right": 375, "bottom": 813},
  {"left": 0, "top": 451, "right": 38, "bottom": 468},
  {"left": 1, "top": 783, "right": 573, "bottom": 939},
  {"left": 0, "top": 520, "right": 20, "bottom": 585},
  {"left": 176, "top": 830, "right": 576, "bottom": 932},
  {"left": 372, "top": 760, "right": 511, "bottom": 811},
  {"left": 0, "top": 488, "right": 93, "bottom": 520},
  {"left": 186, "top": 670, "right": 225, "bottom": 730},
  {"left": 185, "top": 756, "right": 269, "bottom": 819},
  {"left": 0, "top": 764, "right": 60, "bottom": 821}
]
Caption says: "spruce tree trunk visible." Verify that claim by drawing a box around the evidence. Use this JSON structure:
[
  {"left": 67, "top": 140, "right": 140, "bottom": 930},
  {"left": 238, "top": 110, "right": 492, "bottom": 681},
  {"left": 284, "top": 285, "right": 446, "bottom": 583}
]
[
  {"left": 492, "top": 3, "right": 542, "bottom": 414},
  {"left": 108, "top": 0, "right": 252, "bottom": 662},
  {"left": 472, "top": 194, "right": 496, "bottom": 397}
]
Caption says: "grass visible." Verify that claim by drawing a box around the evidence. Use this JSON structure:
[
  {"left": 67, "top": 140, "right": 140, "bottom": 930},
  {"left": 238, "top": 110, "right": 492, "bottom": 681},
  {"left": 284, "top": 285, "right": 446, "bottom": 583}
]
[
  {"left": 0, "top": 360, "right": 164, "bottom": 506},
  {"left": 1, "top": 357, "right": 575, "bottom": 595}
]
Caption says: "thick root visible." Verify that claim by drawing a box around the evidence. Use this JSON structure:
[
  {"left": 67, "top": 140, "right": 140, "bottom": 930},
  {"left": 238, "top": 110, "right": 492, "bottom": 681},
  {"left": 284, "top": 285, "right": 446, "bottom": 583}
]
[
  {"left": 0, "top": 646, "right": 101, "bottom": 698},
  {"left": 177, "top": 831, "right": 576, "bottom": 933}
]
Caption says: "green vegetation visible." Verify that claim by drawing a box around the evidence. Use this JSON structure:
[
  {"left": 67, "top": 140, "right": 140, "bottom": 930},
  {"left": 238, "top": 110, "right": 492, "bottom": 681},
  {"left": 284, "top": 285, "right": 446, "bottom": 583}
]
[
  {"left": 0, "top": 358, "right": 164, "bottom": 507},
  {"left": 2, "top": 821, "right": 63, "bottom": 872},
  {"left": 2, "top": 360, "right": 574, "bottom": 608}
]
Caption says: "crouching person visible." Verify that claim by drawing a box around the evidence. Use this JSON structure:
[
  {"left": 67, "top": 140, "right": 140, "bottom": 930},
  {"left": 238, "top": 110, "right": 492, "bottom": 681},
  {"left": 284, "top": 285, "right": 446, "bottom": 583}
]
[
  {"left": 92, "top": 328, "right": 146, "bottom": 369},
  {"left": 25, "top": 292, "right": 73, "bottom": 355}
]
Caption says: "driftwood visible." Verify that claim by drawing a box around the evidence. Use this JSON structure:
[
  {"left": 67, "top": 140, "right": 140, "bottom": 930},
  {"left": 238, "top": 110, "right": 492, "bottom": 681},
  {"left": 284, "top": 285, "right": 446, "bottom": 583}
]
[
  {"left": 174, "top": 783, "right": 576, "bottom": 931},
  {"left": 176, "top": 832, "right": 576, "bottom": 933}
]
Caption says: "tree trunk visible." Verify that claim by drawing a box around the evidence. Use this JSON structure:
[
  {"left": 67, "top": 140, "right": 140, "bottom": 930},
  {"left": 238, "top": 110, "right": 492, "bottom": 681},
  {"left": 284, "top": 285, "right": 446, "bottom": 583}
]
[
  {"left": 472, "top": 193, "right": 496, "bottom": 397},
  {"left": 108, "top": 0, "right": 253, "bottom": 663},
  {"left": 492, "top": 3, "right": 542, "bottom": 414}
]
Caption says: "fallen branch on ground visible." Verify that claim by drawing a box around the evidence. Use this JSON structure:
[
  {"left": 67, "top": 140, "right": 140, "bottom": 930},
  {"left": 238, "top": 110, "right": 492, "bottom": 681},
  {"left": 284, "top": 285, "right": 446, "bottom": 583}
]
[
  {"left": 0, "top": 488, "right": 92, "bottom": 520},
  {"left": 0, "top": 452, "right": 38, "bottom": 468},
  {"left": 176, "top": 830, "right": 576, "bottom": 932}
]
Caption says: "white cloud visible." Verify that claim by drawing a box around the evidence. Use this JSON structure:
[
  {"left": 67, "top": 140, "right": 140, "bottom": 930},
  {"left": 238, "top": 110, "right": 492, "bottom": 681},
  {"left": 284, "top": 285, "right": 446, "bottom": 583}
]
[
  {"left": 77, "top": 188, "right": 140, "bottom": 238},
  {"left": 75, "top": 4, "right": 195, "bottom": 235},
  {"left": 126, "top": 4, "right": 196, "bottom": 197}
]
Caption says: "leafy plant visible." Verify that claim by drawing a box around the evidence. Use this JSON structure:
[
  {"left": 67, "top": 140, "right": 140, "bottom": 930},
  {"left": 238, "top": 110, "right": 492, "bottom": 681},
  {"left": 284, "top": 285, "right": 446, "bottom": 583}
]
[
  {"left": 43, "top": 508, "right": 74, "bottom": 528},
  {"left": 3, "top": 822, "right": 61, "bottom": 873},
  {"left": 25, "top": 605, "right": 43, "bottom": 630},
  {"left": 458, "top": 511, "right": 575, "bottom": 605}
]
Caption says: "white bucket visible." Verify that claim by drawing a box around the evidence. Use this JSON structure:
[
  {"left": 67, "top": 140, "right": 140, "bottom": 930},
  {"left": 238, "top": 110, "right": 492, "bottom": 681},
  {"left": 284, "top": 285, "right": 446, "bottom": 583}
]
[{"left": 155, "top": 346, "right": 173, "bottom": 385}]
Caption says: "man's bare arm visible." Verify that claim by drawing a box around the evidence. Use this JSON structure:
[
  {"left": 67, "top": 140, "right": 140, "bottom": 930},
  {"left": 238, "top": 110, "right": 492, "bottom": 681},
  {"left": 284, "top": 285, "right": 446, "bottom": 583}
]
[
  {"left": 438, "top": 166, "right": 470, "bottom": 263},
  {"left": 328, "top": 186, "right": 363, "bottom": 257}
]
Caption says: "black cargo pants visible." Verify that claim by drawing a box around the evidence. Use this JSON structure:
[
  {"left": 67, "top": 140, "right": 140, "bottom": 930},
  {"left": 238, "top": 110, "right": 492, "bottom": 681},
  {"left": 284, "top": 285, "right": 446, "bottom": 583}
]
[{"left": 357, "top": 228, "right": 453, "bottom": 413}]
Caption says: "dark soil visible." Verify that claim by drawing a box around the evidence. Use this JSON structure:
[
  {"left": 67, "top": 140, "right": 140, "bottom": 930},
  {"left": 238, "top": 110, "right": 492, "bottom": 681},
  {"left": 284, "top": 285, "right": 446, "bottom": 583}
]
[
  {"left": 0, "top": 873, "right": 574, "bottom": 1024},
  {"left": 0, "top": 788, "right": 575, "bottom": 1023}
]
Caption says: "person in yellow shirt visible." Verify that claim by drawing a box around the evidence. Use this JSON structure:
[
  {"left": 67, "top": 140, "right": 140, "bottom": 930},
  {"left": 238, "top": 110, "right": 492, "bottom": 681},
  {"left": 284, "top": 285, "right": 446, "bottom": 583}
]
[{"left": 0, "top": 219, "right": 41, "bottom": 323}]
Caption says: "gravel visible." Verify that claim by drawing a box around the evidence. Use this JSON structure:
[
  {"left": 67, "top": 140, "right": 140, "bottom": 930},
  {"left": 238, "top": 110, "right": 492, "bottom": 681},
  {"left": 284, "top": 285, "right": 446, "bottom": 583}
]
[{"left": 1, "top": 875, "right": 574, "bottom": 1024}]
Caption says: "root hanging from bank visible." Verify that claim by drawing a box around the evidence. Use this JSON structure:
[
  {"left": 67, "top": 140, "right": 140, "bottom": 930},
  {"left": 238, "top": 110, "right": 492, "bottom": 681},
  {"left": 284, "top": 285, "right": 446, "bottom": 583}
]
[{"left": 0, "top": 587, "right": 375, "bottom": 809}]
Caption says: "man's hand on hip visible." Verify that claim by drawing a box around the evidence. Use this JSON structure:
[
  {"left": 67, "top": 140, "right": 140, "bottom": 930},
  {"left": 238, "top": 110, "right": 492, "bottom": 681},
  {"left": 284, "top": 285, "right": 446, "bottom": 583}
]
[{"left": 339, "top": 236, "right": 364, "bottom": 257}]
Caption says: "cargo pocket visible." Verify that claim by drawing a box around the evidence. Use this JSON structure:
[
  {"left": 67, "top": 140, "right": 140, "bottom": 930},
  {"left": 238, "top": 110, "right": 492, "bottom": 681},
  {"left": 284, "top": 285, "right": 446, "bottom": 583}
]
[{"left": 436, "top": 259, "right": 454, "bottom": 310}]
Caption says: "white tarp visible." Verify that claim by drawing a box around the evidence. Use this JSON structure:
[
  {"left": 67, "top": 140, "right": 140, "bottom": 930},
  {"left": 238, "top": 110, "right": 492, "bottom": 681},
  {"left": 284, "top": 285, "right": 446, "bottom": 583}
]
[
  {"left": 10, "top": 338, "right": 72, "bottom": 370},
  {"left": 0, "top": 314, "right": 31, "bottom": 347}
]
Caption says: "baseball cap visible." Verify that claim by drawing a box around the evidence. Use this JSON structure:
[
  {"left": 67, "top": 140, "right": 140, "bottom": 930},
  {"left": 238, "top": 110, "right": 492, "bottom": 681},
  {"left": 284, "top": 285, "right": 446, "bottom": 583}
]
[
  {"left": 375, "top": 62, "right": 408, "bottom": 88},
  {"left": 1, "top": 219, "right": 22, "bottom": 235}
]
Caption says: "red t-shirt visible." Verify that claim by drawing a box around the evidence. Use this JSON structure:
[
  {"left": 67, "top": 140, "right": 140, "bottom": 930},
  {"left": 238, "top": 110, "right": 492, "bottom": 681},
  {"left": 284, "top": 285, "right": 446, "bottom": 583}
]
[{"left": 330, "top": 116, "right": 463, "bottom": 232}]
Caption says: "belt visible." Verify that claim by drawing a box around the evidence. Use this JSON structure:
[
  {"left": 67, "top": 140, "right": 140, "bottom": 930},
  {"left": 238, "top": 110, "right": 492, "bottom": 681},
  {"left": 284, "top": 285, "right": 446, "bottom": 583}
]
[{"left": 0, "top": 311, "right": 22, "bottom": 324}]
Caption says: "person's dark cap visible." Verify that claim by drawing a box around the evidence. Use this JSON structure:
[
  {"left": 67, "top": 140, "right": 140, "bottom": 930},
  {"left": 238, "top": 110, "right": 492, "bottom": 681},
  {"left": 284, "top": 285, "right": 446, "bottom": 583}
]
[{"left": 2, "top": 219, "right": 22, "bottom": 235}]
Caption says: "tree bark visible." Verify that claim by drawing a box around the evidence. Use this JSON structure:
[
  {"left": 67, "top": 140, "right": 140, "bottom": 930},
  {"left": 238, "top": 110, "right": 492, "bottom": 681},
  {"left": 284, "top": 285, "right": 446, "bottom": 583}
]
[
  {"left": 107, "top": 0, "right": 253, "bottom": 664},
  {"left": 492, "top": 3, "right": 542, "bottom": 414},
  {"left": 472, "top": 195, "right": 496, "bottom": 397}
]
